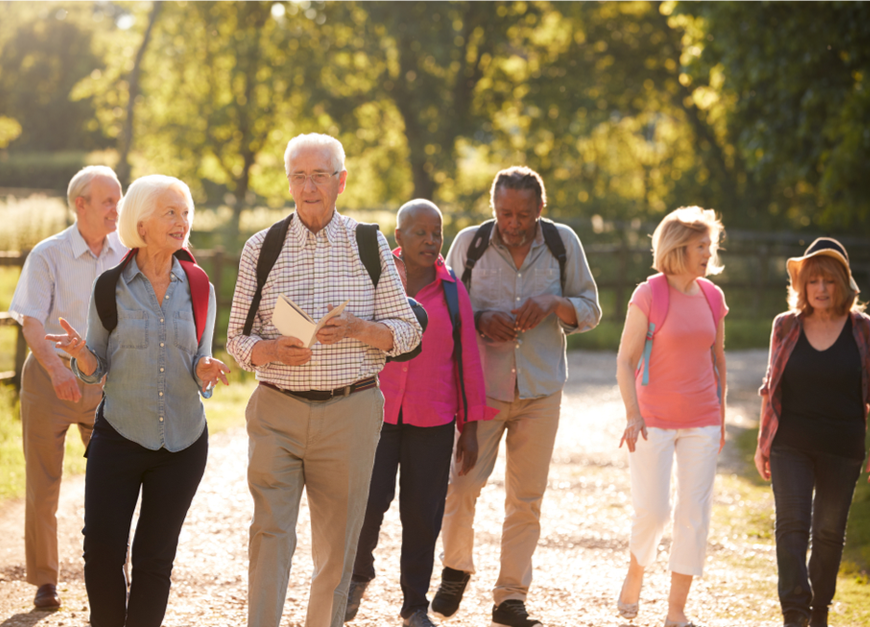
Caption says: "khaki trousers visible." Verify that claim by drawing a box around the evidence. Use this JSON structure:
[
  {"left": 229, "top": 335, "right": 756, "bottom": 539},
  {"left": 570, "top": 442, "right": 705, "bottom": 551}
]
[
  {"left": 20, "top": 352, "right": 103, "bottom": 586},
  {"left": 440, "top": 390, "right": 562, "bottom": 605},
  {"left": 246, "top": 384, "right": 384, "bottom": 627}
]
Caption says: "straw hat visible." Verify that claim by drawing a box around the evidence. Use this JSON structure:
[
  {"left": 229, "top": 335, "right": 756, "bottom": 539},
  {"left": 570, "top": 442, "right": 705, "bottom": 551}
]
[{"left": 786, "top": 237, "right": 860, "bottom": 293}]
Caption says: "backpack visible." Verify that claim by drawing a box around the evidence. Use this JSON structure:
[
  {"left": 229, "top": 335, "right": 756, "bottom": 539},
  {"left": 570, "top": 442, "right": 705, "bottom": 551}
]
[
  {"left": 636, "top": 273, "right": 725, "bottom": 396},
  {"left": 241, "top": 214, "right": 427, "bottom": 362},
  {"left": 95, "top": 247, "right": 210, "bottom": 344},
  {"left": 441, "top": 268, "right": 468, "bottom": 419},
  {"left": 459, "top": 218, "right": 568, "bottom": 294}
]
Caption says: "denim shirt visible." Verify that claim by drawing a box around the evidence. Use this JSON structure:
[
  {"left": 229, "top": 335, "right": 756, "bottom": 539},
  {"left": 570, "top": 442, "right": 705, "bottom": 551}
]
[{"left": 73, "top": 256, "right": 216, "bottom": 452}]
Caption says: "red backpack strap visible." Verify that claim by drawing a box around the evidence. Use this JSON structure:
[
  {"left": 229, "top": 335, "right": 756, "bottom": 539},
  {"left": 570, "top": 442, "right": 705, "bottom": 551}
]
[
  {"left": 174, "top": 248, "right": 210, "bottom": 345},
  {"left": 697, "top": 278, "right": 724, "bottom": 329}
]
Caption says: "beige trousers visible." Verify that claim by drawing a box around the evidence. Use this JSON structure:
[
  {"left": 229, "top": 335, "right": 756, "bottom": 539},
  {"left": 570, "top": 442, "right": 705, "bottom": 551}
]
[
  {"left": 440, "top": 390, "right": 562, "bottom": 605},
  {"left": 246, "top": 384, "right": 384, "bottom": 627},
  {"left": 20, "top": 352, "right": 103, "bottom": 587}
]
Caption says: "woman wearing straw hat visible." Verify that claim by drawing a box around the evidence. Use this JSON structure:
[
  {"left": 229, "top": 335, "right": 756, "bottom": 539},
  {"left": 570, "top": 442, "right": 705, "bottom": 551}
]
[{"left": 755, "top": 237, "right": 870, "bottom": 627}]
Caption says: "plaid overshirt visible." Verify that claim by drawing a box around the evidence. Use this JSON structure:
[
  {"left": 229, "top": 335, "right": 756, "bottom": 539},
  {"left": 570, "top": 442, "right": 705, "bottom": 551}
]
[
  {"left": 758, "top": 310, "right": 870, "bottom": 470},
  {"left": 227, "top": 211, "right": 422, "bottom": 391}
]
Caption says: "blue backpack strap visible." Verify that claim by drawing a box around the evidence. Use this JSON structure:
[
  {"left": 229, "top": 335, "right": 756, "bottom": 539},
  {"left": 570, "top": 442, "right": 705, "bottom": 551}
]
[{"left": 442, "top": 268, "right": 467, "bottom": 418}]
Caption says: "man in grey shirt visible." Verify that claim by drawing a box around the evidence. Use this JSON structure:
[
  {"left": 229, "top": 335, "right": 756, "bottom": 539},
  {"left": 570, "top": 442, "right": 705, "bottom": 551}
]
[{"left": 434, "top": 166, "right": 600, "bottom": 627}]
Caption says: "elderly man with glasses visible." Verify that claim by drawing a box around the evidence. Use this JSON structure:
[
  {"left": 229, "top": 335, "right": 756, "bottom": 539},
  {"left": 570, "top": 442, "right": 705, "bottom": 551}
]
[{"left": 227, "top": 133, "right": 423, "bottom": 627}]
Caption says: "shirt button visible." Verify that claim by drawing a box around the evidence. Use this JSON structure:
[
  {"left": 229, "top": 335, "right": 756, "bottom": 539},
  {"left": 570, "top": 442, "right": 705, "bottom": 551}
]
[
  {"left": 160, "top": 318, "right": 164, "bottom": 323},
  {"left": 515, "top": 344, "right": 520, "bottom": 349},
  {"left": 159, "top": 416, "right": 164, "bottom": 422},
  {"left": 164, "top": 295, "right": 169, "bottom": 300},
  {"left": 518, "top": 273, "right": 522, "bottom": 277},
  {"left": 160, "top": 342, "right": 164, "bottom": 347},
  {"left": 511, "top": 368, "right": 516, "bottom": 373},
  {"left": 160, "top": 367, "right": 164, "bottom": 372},
  {"left": 159, "top": 392, "right": 164, "bottom": 397}
]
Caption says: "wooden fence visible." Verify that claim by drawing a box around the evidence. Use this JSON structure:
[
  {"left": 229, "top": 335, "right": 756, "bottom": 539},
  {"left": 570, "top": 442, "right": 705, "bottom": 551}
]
[{"left": 2, "top": 234, "right": 869, "bottom": 388}]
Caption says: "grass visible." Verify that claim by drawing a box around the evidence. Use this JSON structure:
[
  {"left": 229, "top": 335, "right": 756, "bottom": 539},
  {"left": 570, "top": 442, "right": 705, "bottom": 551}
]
[{"left": 0, "top": 349, "right": 254, "bottom": 502}]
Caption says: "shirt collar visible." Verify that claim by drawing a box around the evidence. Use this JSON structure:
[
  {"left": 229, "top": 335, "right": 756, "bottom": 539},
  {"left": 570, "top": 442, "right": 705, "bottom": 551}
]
[
  {"left": 70, "top": 225, "right": 122, "bottom": 259},
  {"left": 121, "top": 253, "right": 185, "bottom": 284},
  {"left": 392, "top": 248, "right": 453, "bottom": 282},
  {"left": 289, "top": 209, "right": 342, "bottom": 246}
]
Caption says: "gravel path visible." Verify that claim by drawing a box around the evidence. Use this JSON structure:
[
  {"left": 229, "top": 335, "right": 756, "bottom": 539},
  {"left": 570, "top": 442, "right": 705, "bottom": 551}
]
[{"left": 0, "top": 349, "right": 846, "bottom": 627}]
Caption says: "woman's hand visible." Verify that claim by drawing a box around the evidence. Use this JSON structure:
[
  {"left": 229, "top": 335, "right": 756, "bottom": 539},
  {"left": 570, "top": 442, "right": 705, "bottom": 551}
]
[
  {"left": 754, "top": 446, "right": 771, "bottom": 481},
  {"left": 196, "top": 356, "right": 231, "bottom": 393},
  {"left": 45, "top": 317, "right": 89, "bottom": 360},
  {"left": 619, "top": 416, "right": 648, "bottom": 453}
]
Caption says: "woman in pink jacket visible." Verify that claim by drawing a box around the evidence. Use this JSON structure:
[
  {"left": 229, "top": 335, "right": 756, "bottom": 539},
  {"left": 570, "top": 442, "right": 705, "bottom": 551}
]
[
  {"left": 755, "top": 238, "right": 870, "bottom": 627},
  {"left": 615, "top": 207, "right": 728, "bottom": 627}
]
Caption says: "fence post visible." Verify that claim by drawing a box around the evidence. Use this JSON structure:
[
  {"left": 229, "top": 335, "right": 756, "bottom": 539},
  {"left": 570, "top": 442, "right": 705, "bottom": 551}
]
[
  {"left": 211, "top": 247, "right": 225, "bottom": 348},
  {"left": 614, "top": 238, "right": 628, "bottom": 320},
  {"left": 754, "top": 244, "right": 769, "bottom": 318}
]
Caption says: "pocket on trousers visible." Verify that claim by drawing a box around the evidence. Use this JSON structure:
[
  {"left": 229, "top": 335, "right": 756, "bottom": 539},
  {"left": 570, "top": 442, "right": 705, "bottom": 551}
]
[{"left": 117, "top": 310, "right": 150, "bottom": 349}]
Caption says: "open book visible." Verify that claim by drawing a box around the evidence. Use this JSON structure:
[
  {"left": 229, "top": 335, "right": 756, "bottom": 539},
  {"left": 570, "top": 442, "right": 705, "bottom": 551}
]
[{"left": 272, "top": 296, "right": 349, "bottom": 348}]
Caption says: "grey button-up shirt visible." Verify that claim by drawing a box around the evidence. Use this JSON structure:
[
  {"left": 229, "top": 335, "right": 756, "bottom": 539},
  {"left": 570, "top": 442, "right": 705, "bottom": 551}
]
[
  {"left": 73, "top": 256, "right": 216, "bottom": 452},
  {"left": 445, "top": 220, "right": 600, "bottom": 401}
]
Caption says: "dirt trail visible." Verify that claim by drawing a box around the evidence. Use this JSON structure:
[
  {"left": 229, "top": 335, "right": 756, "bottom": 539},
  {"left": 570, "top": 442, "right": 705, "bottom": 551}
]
[{"left": 0, "top": 349, "right": 829, "bottom": 627}]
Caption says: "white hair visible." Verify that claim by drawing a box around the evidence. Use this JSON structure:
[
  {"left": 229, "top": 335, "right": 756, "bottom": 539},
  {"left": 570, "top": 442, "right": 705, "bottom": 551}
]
[
  {"left": 67, "top": 165, "right": 121, "bottom": 212},
  {"left": 283, "top": 133, "right": 346, "bottom": 176},
  {"left": 117, "top": 175, "right": 195, "bottom": 249}
]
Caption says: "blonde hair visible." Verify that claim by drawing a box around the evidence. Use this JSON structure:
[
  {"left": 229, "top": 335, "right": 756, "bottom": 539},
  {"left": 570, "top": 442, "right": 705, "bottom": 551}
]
[
  {"left": 283, "top": 133, "right": 346, "bottom": 176},
  {"left": 651, "top": 206, "right": 724, "bottom": 276},
  {"left": 787, "top": 255, "right": 864, "bottom": 315},
  {"left": 67, "top": 165, "right": 120, "bottom": 212},
  {"left": 117, "top": 175, "right": 195, "bottom": 249}
]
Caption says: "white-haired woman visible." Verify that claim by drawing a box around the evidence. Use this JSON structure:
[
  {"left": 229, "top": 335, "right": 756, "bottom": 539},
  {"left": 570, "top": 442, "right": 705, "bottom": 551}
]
[
  {"left": 47, "top": 174, "right": 230, "bottom": 627},
  {"left": 755, "top": 238, "right": 869, "bottom": 627},
  {"left": 614, "top": 207, "right": 728, "bottom": 627}
]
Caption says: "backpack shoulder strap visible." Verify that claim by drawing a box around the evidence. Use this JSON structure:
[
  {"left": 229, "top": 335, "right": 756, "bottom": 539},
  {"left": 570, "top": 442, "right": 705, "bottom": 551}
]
[
  {"left": 539, "top": 218, "right": 568, "bottom": 293},
  {"left": 95, "top": 249, "right": 137, "bottom": 334},
  {"left": 442, "top": 268, "right": 468, "bottom": 419},
  {"left": 460, "top": 220, "right": 495, "bottom": 292},
  {"left": 355, "top": 223, "right": 382, "bottom": 288},
  {"left": 175, "top": 248, "right": 210, "bottom": 345},
  {"left": 697, "top": 278, "right": 724, "bottom": 329},
  {"left": 637, "top": 273, "right": 669, "bottom": 387},
  {"left": 243, "top": 214, "right": 293, "bottom": 336}
]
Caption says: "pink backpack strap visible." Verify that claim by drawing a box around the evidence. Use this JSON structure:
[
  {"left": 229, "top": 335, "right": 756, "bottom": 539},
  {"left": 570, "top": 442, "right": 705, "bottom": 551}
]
[
  {"left": 637, "top": 274, "right": 669, "bottom": 386},
  {"left": 698, "top": 278, "right": 725, "bottom": 329}
]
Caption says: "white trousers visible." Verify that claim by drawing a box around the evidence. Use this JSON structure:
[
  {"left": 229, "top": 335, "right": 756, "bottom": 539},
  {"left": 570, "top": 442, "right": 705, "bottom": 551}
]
[{"left": 628, "top": 425, "right": 720, "bottom": 577}]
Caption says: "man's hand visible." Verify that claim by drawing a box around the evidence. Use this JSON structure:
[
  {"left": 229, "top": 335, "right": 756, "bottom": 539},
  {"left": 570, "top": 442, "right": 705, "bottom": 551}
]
[
  {"left": 455, "top": 422, "right": 479, "bottom": 476},
  {"left": 195, "top": 356, "right": 232, "bottom": 393},
  {"left": 477, "top": 311, "right": 518, "bottom": 342},
  {"left": 48, "top": 365, "right": 82, "bottom": 403},
  {"left": 316, "top": 304, "right": 359, "bottom": 345},
  {"left": 253, "top": 336, "right": 312, "bottom": 367},
  {"left": 511, "top": 294, "right": 560, "bottom": 332}
]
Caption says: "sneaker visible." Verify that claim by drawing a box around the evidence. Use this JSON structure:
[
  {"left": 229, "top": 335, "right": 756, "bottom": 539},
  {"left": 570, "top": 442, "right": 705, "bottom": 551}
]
[
  {"left": 403, "top": 609, "right": 439, "bottom": 627},
  {"left": 431, "top": 567, "right": 471, "bottom": 619},
  {"left": 491, "top": 600, "right": 542, "bottom": 627},
  {"left": 344, "top": 579, "right": 369, "bottom": 622}
]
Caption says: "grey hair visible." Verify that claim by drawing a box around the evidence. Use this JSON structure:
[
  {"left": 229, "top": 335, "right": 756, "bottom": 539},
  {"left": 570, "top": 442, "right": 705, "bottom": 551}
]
[
  {"left": 67, "top": 165, "right": 121, "bottom": 212},
  {"left": 284, "top": 133, "right": 346, "bottom": 175},
  {"left": 117, "top": 175, "right": 195, "bottom": 249},
  {"left": 396, "top": 199, "right": 442, "bottom": 230}
]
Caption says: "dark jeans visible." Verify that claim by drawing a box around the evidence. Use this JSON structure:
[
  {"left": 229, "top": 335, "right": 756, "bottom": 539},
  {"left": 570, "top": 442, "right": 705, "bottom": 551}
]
[
  {"left": 352, "top": 418, "right": 456, "bottom": 618},
  {"left": 769, "top": 444, "right": 863, "bottom": 624},
  {"left": 83, "top": 410, "right": 208, "bottom": 627}
]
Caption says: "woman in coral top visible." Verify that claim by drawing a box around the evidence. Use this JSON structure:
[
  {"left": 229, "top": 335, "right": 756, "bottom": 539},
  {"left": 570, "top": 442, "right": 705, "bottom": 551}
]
[
  {"left": 755, "top": 238, "right": 870, "bottom": 627},
  {"left": 615, "top": 207, "right": 728, "bottom": 627}
]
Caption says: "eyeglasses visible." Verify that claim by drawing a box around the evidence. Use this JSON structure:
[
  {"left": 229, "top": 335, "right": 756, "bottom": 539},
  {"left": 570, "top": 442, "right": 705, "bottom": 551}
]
[{"left": 288, "top": 171, "right": 339, "bottom": 186}]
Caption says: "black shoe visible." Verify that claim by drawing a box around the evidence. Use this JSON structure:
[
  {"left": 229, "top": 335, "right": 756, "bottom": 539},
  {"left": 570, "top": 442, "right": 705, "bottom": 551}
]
[
  {"left": 33, "top": 584, "right": 61, "bottom": 610},
  {"left": 431, "top": 567, "right": 471, "bottom": 619},
  {"left": 809, "top": 607, "right": 828, "bottom": 627},
  {"left": 783, "top": 611, "right": 809, "bottom": 627},
  {"left": 491, "top": 600, "right": 542, "bottom": 627},
  {"left": 344, "top": 579, "right": 369, "bottom": 622}
]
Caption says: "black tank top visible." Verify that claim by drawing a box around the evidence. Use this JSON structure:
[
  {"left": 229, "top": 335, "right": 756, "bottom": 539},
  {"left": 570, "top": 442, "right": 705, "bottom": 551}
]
[{"left": 774, "top": 316, "right": 866, "bottom": 459}]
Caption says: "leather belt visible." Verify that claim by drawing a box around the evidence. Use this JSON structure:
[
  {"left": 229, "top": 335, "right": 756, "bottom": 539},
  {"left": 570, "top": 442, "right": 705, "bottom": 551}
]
[{"left": 260, "top": 377, "right": 378, "bottom": 402}]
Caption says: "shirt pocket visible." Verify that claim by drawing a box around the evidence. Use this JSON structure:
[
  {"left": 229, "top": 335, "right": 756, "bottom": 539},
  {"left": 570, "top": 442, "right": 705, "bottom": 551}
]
[
  {"left": 173, "top": 310, "right": 198, "bottom": 355},
  {"left": 117, "top": 310, "right": 150, "bottom": 349},
  {"left": 472, "top": 268, "right": 503, "bottom": 308},
  {"left": 533, "top": 267, "right": 560, "bottom": 296}
]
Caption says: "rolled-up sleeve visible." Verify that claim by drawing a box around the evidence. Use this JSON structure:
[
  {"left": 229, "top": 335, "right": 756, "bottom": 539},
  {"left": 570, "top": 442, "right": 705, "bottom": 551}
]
[
  {"left": 373, "top": 231, "right": 423, "bottom": 357},
  {"left": 558, "top": 225, "right": 601, "bottom": 335},
  {"left": 192, "top": 284, "right": 217, "bottom": 394}
]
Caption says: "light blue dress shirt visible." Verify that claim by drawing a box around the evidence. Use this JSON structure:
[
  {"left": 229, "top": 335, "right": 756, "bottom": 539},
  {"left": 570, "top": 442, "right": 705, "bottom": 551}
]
[{"left": 73, "top": 255, "right": 216, "bottom": 452}]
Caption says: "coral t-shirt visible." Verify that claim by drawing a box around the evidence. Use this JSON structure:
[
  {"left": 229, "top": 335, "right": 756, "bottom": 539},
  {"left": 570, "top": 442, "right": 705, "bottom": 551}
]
[{"left": 629, "top": 281, "right": 728, "bottom": 429}]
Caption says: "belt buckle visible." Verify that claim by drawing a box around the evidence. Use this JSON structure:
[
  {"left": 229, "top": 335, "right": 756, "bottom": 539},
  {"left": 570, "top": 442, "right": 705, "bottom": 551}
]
[{"left": 338, "top": 385, "right": 352, "bottom": 397}]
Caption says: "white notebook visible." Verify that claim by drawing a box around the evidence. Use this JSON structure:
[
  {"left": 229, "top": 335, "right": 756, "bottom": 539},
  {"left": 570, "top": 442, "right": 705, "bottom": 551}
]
[{"left": 272, "top": 296, "right": 349, "bottom": 348}]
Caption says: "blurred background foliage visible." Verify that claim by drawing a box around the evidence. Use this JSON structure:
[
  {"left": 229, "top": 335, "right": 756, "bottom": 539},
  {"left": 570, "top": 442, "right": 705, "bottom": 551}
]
[{"left": 1, "top": 0, "right": 868, "bottom": 241}]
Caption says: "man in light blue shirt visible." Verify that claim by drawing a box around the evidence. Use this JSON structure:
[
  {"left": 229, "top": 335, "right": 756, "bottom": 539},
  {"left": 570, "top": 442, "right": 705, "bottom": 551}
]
[
  {"left": 8, "top": 165, "right": 126, "bottom": 610},
  {"left": 435, "top": 166, "right": 600, "bottom": 627}
]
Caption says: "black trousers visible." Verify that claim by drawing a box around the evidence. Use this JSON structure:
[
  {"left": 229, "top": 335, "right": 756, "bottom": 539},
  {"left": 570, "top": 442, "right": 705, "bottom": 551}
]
[
  {"left": 82, "top": 409, "right": 208, "bottom": 627},
  {"left": 352, "top": 417, "right": 456, "bottom": 618}
]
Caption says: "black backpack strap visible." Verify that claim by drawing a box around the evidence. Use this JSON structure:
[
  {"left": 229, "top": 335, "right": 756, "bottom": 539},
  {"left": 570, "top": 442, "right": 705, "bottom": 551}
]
[
  {"left": 95, "top": 249, "right": 137, "bottom": 334},
  {"left": 539, "top": 218, "right": 568, "bottom": 294},
  {"left": 460, "top": 219, "right": 495, "bottom": 292},
  {"left": 442, "top": 268, "right": 468, "bottom": 419},
  {"left": 243, "top": 214, "right": 294, "bottom": 336},
  {"left": 355, "top": 223, "right": 382, "bottom": 288}
]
